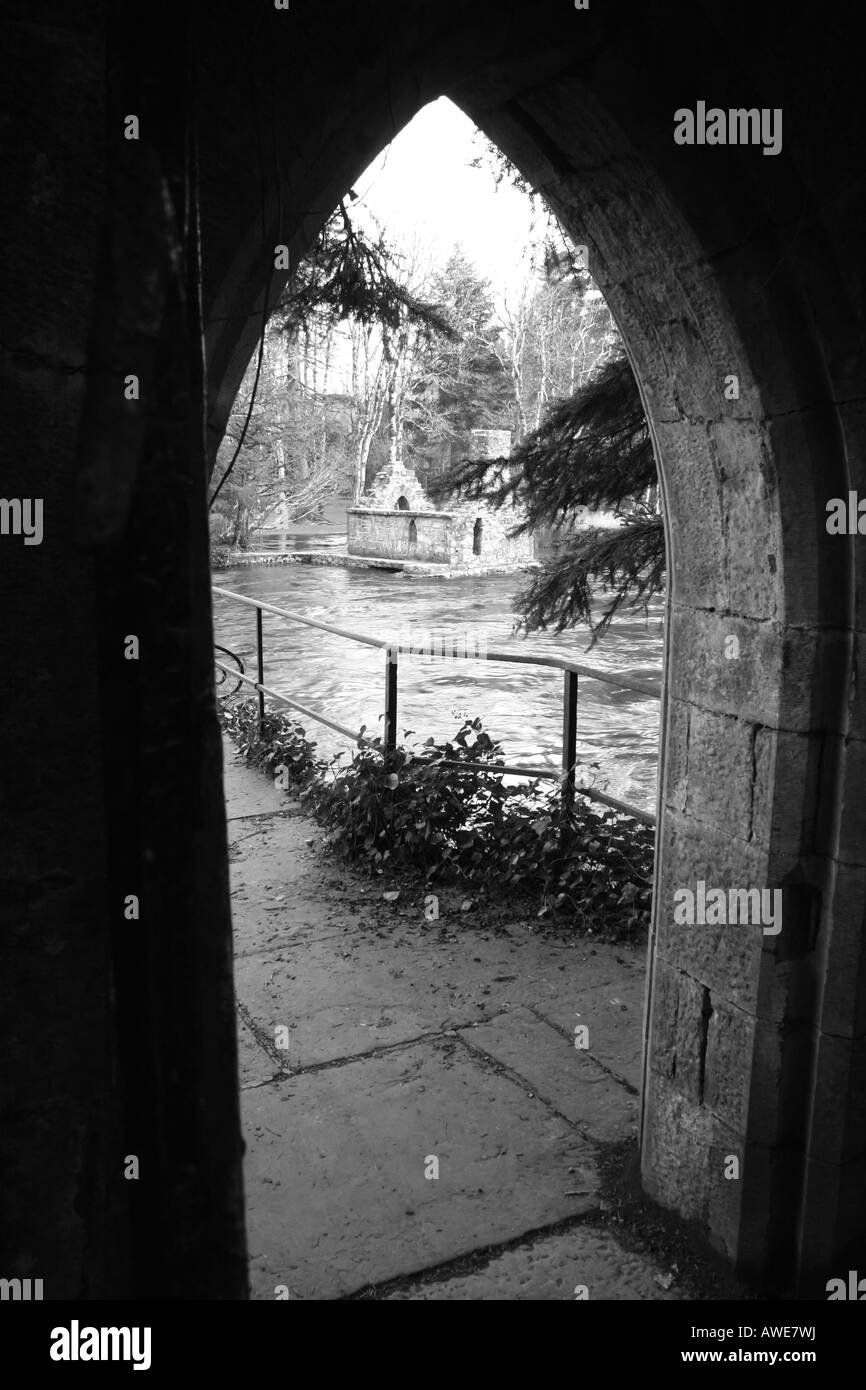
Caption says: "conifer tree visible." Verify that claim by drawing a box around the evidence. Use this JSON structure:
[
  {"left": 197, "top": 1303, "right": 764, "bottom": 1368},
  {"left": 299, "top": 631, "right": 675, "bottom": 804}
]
[{"left": 430, "top": 351, "right": 664, "bottom": 645}]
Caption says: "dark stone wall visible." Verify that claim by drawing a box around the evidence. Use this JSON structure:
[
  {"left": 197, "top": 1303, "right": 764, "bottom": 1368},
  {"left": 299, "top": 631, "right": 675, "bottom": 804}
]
[{"left": 1, "top": 1, "right": 247, "bottom": 1298}]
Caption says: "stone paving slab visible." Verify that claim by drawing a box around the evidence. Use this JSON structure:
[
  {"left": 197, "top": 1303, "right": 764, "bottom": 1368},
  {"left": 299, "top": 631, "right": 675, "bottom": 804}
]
[
  {"left": 233, "top": 924, "right": 622, "bottom": 1071},
  {"left": 463, "top": 1006, "right": 638, "bottom": 1143},
  {"left": 242, "top": 1037, "right": 598, "bottom": 1300},
  {"left": 381, "top": 1224, "right": 682, "bottom": 1301},
  {"left": 223, "top": 742, "right": 286, "bottom": 818},
  {"left": 228, "top": 816, "right": 345, "bottom": 958},
  {"left": 237, "top": 1011, "right": 281, "bottom": 1089},
  {"left": 533, "top": 970, "right": 647, "bottom": 1092},
  {"left": 222, "top": 739, "right": 672, "bottom": 1299}
]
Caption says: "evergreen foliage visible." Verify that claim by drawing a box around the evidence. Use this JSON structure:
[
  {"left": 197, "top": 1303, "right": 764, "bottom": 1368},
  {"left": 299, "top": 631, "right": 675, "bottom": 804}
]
[
  {"left": 277, "top": 202, "right": 456, "bottom": 340},
  {"left": 430, "top": 352, "right": 665, "bottom": 644},
  {"left": 219, "top": 699, "right": 653, "bottom": 940}
]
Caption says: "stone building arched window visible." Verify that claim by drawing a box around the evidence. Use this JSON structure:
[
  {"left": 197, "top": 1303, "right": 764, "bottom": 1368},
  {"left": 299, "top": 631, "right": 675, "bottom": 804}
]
[
  {"left": 473, "top": 518, "right": 483, "bottom": 556},
  {"left": 408, "top": 519, "right": 417, "bottom": 550},
  {"left": 396, "top": 495, "right": 410, "bottom": 510}
]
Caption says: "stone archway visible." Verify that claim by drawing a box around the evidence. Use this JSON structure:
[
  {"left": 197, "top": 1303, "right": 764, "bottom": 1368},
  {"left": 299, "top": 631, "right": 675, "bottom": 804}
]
[
  {"left": 4, "top": 0, "right": 863, "bottom": 1297},
  {"left": 193, "top": 2, "right": 866, "bottom": 1289}
]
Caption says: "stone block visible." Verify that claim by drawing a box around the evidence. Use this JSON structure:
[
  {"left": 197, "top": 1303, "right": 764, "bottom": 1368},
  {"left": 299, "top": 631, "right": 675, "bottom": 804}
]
[
  {"left": 837, "top": 737, "right": 866, "bottom": 867},
  {"left": 660, "top": 423, "right": 729, "bottom": 611},
  {"left": 661, "top": 696, "right": 690, "bottom": 814},
  {"left": 703, "top": 998, "right": 756, "bottom": 1132},
  {"left": 667, "top": 602, "right": 785, "bottom": 726},
  {"left": 760, "top": 727, "right": 835, "bottom": 866},
  {"left": 653, "top": 807, "right": 770, "bottom": 1009},
  {"left": 645, "top": 958, "right": 708, "bottom": 1105},
  {"left": 762, "top": 410, "right": 848, "bottom": 630},
  {"left": 640, "top": 1070, "right": 717, "bottom": 1223},
  {"left": 784, "top": 626, "right": 850, "bottom": 737},
  {"left": 704, "top": 1135, "right": 749, "bottom": 1263},
  {"left": 807, "top": 1031, "right": 866, "bottom": 1166},
  {"left": 642, "top": 1073, "right": 785, "bottom": 1272},
  {"left": 717, "top": 1141, "right": 786, "bottom": 1278},
  {"left": 686, "top": 706, "right": 767, "bottom": 844},
  {"left": 721, "top": 492, "right": 784, "bottom": 625},
  {"left": 661, "top": 703, "right": 771, "bottom": 850}
]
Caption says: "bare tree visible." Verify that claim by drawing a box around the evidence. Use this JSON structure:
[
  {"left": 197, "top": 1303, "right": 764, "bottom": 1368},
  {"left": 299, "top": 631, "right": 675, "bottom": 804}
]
[{"left": 485, "top": 255, "right": 619, "bottom": 444}]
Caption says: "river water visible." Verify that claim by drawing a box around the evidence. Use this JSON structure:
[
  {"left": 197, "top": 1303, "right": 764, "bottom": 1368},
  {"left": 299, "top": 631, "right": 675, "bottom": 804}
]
[{"left": 212, "top": 534, "right": 665, "bottom": 815}]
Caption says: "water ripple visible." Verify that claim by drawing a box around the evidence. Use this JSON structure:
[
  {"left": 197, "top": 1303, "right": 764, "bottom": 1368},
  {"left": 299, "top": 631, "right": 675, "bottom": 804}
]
[{"left": 213, "top": 552, "right": 664, "bottom": 814}]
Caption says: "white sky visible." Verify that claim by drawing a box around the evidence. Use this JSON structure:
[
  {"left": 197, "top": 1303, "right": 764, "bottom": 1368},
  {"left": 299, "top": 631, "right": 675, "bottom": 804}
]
[{"left": 349, "top": 97, "right": 548, "bottom": 310}]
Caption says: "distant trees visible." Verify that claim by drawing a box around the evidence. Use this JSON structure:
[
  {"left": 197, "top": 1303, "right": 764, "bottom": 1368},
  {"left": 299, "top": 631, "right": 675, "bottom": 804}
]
[
  {"left": 210, "top": 321, "right": 354, "bottom": 544},
  {"left": 337, "top": 240, "right": 623, "bottom": 491},
  {"left": 211, "top": 224, "right": 521, "bottom": 537},
  {"left": 210, "top": 189, "right": 663, "bottom": 643},
  {"left": 490, "top": 246, "right": 620, "bottom": 441},
  {"left": 424, "top": 135, "right": 666, "bottom": 645},
  {"left": 407, "top": 246, "right": 513, "bottom": 469},
  {"left": 210, "top": 206, "right": 455, "bottom": 537}
]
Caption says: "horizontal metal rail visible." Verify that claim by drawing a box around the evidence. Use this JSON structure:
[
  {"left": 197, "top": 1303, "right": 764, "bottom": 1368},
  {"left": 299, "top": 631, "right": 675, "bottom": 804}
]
[
  {"left": 216, "top": 664, "right": 656, "bottom": 826},
  {"left": 213, "top": 585, "right": 659, "bottom": 825},
  {"left": 212, "top": 586, "right": 387, "bottom": 651},
  {"left": 212, "top": 584, "right": 661, "bottom": 698},
  {"left": 215, "top": 662, "right": 366, "bottom": 743},
  {"left": 434, "top": 759, "right": 657, "bottom": 826},
  {"left": 483, "top": 649, "right": 662, "bottom": 699}
]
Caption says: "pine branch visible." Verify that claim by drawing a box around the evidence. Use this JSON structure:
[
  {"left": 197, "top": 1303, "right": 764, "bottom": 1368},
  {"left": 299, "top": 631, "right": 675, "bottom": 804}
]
[
  {"left": 428, "top": 350, "right": 665, "bottom": 645},
  {"left": 515, "top": 512, "right": 665, "bottom": 646},
  {"left": 276, "top": 204, "right": 458, "bottom": 340},
  {"left": 430, "top": 352, "right": 653, "bottom": 523}
]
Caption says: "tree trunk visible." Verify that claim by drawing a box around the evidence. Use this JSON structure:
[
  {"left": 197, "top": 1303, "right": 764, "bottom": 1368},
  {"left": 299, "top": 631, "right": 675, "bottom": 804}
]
[
  {"left": 274, "top": 438, "right": 289, "bottom": 528},
  {"left": 383, "top": 323, "right": 400, "bottom": 468},
  {"left": 232, "top": 497, "right": 252, "bottom": 549}
]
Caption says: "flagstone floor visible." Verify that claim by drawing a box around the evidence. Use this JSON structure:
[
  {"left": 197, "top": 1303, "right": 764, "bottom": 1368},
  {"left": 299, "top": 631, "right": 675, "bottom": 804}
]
[{"left": 224, "top": 738, "right": 686, "bottom": 1301}]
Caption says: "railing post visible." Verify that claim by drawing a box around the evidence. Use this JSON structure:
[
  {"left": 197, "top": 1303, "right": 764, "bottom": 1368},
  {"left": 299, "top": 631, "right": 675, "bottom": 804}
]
[
  {"left": 385, "top": 644, "right": 398, "bottom": 762},
  {"left": 562, "top": 669, "right": 578, "bottom": 824},
  {"left": 256, "top": 606, "right": 265, "bottom": 738}
]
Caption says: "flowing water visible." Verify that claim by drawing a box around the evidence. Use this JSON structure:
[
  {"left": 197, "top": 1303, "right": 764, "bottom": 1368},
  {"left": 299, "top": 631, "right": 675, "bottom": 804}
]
[{"left": 212, "top": 533, "right": 665, "bottom": 815}]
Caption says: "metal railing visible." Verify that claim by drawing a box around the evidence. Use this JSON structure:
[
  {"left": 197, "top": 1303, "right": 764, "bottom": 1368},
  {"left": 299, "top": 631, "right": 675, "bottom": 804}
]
[
  {"left": 214, "top": 643, "right": 245, "bottom": 695},
  {"left": 212, "top": 584, "right": 661, "bottom": 827}
]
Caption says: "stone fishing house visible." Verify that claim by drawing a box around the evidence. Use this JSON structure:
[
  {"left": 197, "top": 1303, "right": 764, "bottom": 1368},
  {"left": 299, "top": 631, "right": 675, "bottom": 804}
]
[{"left": 346, "top": 430, "right": 535, "bottom": 572}]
